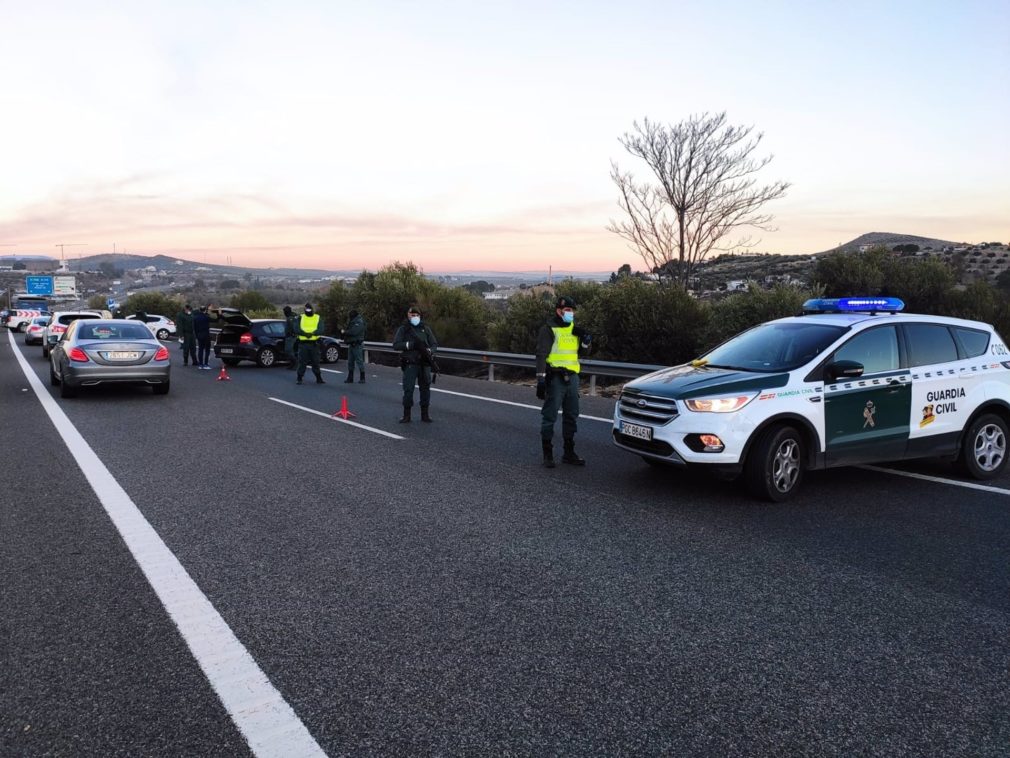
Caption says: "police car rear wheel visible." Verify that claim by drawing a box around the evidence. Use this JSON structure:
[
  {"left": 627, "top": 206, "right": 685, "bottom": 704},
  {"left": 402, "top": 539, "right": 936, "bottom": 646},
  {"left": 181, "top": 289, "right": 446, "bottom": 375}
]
[
  {"left": 959, "top": 413, "right": 1008, "bottom": 480},
  {"left": 745, "top": 425, "right": 804, "bottom": 502}
]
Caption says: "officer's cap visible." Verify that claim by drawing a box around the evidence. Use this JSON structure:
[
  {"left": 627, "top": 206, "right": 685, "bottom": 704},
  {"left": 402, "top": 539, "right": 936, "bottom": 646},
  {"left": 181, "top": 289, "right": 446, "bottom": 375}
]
[{"left": 556, "top": 295, "right": 577, "bottom": 310}]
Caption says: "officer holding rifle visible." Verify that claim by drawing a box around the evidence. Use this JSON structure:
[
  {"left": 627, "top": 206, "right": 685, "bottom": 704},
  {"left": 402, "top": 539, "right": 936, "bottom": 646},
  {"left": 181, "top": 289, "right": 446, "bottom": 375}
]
[{"left": 392, "top": 305, "right": 438, "bottom": 423}]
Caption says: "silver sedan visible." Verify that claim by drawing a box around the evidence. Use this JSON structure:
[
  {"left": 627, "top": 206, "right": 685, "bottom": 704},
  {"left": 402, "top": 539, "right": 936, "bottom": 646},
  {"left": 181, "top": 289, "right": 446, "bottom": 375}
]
[{"left": 49, "top": 319, "right": 171, "bottom": 398}]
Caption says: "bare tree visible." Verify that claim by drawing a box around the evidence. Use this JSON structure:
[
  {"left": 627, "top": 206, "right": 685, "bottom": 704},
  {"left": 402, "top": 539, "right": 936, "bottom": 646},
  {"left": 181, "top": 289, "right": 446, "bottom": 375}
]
[{"left": 608, "top": 112, "right": 790, "bottom": 287}]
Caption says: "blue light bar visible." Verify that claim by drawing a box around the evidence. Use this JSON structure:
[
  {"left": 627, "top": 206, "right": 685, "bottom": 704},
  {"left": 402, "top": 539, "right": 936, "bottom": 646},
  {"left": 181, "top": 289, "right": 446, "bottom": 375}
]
[{"left": 802, "top": 297, "right": 905, "bottom": 313}]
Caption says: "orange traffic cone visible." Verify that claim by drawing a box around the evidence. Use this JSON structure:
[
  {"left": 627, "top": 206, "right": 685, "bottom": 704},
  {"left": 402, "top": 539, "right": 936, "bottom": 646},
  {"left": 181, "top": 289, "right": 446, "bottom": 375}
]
[
  {"left": 216, "top": 363, "right": 231, "bottom": 381},
  {"left": 332, "top": 395, "right": 356, "bottom": 419}
]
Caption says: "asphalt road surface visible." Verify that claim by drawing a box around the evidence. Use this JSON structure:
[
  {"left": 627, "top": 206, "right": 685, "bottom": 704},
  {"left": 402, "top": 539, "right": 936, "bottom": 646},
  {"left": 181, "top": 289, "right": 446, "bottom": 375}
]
[{"left": 2, "top": 332, "right": 1008, "bottom": 757}]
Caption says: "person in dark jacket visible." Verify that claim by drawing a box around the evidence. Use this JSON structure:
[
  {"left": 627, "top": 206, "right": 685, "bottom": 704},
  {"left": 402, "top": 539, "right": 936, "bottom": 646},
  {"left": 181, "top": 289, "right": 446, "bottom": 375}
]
[
  {"left": 295, "top": 303, "right": 325, "bottom": 385},
  {"left": 535, "top": 295, "right": 592, "bottom": 468},
  {"left": 283, "top": 305, "right": 299, "bottom": 370},
  {"left": 192, "top": 305, "right": 213, "bottom": 369},
  {"left": 343, "top": 310, "right": 367, "bottom": 383},
  {"left": 175, "top": 304, "right": 197, "bottom": 366},
  {"left": 392, "top": 306, "right": 438, "bottom": 422}
]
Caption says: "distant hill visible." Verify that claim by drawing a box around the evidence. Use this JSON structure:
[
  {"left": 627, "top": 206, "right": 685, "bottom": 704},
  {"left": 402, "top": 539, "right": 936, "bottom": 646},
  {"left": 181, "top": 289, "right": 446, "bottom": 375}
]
[
  {"left": 820, "top": 232, "right": 962, "bottom": 254},
  {"left": 68, "top": 253, "right": 341, "bottom": 278}
]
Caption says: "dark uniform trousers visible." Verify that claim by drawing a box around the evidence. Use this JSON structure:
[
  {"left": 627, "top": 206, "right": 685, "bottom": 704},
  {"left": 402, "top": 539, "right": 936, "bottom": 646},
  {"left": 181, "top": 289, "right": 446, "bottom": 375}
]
[
  {"left": 297, "top": 340, "right": 322, "bottom": 379},
  {"left": 540, "top": 371, "right": 580, "bottom": 441},
  {"left": 402, "top": 363, "right": 432, "bottom": 408}
]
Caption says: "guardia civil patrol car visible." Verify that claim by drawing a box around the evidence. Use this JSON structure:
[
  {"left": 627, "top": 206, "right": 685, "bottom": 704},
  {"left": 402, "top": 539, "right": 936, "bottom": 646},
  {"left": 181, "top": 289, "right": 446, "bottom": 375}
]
[{"left": 612, "top": 297, "right": 1010, "bottom": 501}]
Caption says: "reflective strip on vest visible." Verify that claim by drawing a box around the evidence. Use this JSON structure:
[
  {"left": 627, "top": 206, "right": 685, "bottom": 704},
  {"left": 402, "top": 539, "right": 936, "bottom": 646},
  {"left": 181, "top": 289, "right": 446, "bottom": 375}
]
[
  {"left": 298, "top": 313, "right": 320, "bottom": 340},
  {"left": 547, "top": 324, "right": 580, "bottom": 374}
]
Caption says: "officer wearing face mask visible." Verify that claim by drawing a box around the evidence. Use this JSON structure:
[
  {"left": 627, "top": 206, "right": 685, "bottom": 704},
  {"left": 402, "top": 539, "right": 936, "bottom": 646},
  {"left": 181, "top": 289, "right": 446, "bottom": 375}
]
[
  {"left": 535, "top": 295, "right": 592, "bottom": 468},
  {"left": 392, "top": 306, "right": 438, "bottom": 422},
  {"left": 296, "top": 302, "right": 325, "bottom": 385}
]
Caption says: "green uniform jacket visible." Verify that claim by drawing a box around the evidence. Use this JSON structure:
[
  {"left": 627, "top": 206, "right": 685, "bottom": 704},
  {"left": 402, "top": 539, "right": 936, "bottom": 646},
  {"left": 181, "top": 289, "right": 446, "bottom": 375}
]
[
  {"left": 175, "top": 310, "right": 196, "bottom": 339},
  {"left": 344, "top": 315, "right": 366, "bottom": 344},
  {"left": 392, "top": 321, "right": 438, "bottom": 365}
]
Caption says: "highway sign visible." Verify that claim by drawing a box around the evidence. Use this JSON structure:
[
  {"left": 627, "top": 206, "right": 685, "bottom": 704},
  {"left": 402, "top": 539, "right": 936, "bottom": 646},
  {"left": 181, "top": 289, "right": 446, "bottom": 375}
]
[
  {"left": 25, "top": 276, "right": 54, "bottom": 295},
  {"left": 54, "top": 276, "right": 77, "bottom": 296}
]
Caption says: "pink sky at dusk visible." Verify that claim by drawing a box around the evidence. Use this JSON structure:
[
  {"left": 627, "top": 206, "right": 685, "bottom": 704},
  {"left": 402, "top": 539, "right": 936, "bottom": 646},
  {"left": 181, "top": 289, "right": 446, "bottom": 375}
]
[{"left": 1, "top": 1, "right": 1006, "bottom": 273}]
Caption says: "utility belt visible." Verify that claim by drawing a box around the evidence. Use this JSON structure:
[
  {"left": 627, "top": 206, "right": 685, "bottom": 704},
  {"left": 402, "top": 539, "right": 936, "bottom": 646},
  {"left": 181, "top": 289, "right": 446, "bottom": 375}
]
[
  {"left": 350, "top": 340, "right": 364, "bottom": 347},
  {"left": 547, "top": 366, "right": 578, "bottom": 384}
]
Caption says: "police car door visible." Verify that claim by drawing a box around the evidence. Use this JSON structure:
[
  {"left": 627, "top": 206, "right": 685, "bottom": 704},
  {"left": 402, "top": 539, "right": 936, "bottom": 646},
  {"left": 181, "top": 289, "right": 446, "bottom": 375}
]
[
  {"left": 824, "top": 324, "right": 910, "bottom": 466},
  {"left": 903, "top": 322, "right": 978, "bottom": 457}
]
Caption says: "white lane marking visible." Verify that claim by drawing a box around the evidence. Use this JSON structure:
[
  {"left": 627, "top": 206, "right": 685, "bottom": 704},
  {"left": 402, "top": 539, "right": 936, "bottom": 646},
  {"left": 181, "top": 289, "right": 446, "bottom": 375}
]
[
  {"left": 9, "top": 334, "right": 326, "bottom": 758},
  {"left": 269, "top": 397, "right": 405, "bottom": 439},
  {"left": 321, "top": 368, "right": 343, "bottom": 374},
  {"left": 859, "top": 464, "right": 1010, "bottom": 496},
  {"left": 430, "top": 387, "right": 613, "bottom": 423}
]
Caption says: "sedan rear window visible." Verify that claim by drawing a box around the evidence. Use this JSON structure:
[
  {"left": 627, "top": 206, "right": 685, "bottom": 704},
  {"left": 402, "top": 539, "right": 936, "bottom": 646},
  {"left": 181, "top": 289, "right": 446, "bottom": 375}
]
[
  {"left": 701, "top": 322, "right": 847, "bottom": 372},
  {"left": 79, "top": 323, "right": 153, "bottom": 340},
  {"left": 58, "top": 313, "right": 100, "bottom": 325}
]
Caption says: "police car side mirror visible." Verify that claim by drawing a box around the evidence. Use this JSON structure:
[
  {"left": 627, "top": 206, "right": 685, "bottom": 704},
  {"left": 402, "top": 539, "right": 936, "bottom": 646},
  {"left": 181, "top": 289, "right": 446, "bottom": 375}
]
[{"left": 825, "top": 360, "right": 864, "bottom": 382}]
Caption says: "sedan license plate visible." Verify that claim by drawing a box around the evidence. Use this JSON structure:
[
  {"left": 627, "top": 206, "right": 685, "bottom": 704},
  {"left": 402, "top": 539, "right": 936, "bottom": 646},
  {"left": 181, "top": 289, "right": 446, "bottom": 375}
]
[
  {"left": 220, "top": 348, "right": 234, "bottom": 354},
  {"left": 106, "top": 351, "right": 140, "bottom": 361},
  {"left": 621, "top": 421, "right": 653, "bottom": 441}
]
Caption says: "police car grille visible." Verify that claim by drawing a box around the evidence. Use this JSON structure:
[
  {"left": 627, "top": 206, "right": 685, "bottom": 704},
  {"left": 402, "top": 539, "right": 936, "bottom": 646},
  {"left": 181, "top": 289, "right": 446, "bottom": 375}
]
[{"left": 619, "top": 391, "right": 679, "bottom": 424}]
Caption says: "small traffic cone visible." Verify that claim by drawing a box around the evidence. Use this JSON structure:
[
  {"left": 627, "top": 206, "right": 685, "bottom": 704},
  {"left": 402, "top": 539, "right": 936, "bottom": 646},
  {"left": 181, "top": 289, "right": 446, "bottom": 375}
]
[
  {"left": 332, "top": 395, "right": 356, "bottom": 419},
  {"left": 216, "top": 363, "right": 231, "bottom": 381}
]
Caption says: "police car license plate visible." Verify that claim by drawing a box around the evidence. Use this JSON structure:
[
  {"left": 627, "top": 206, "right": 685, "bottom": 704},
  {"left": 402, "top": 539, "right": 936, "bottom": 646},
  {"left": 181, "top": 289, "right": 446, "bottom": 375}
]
[
  {"left": 621, "top": 421, "right": 653, "bottom": 441},
  {"left": 220, "top": 348, "right": 234, "bottom": 354},
  {"left": 106, "top": 351, "right": 140, "bottom": 360}
]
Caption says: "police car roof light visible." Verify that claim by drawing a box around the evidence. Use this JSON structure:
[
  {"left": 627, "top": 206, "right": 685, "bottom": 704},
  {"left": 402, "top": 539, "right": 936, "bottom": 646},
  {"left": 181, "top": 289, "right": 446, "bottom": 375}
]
[{"left": 802, "top": 297, "right": 905, "bottom": 314}]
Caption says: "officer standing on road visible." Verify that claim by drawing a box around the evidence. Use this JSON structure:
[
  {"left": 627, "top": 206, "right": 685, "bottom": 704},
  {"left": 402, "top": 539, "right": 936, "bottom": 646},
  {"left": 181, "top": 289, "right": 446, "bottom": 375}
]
[
  {"left": 193, "top": 305, "right": 213, "bottom": 369},
  {"left": 296, "top": 302, "right": 325, "bottom": 385},
  {"left": 343, "top": 309, "right": 367, "bottom": 384},
  {"left": 535, "top": 295, "right": 592, "bottom": 468},
  {"left": 283, "top": 305, "right": 298, "bottom": 370},
  {"left": 392, "top": 306, "right": 438, "bottom": 423},
  {"left": 176, "top": 303, "right": 197, "bottom": 366}
]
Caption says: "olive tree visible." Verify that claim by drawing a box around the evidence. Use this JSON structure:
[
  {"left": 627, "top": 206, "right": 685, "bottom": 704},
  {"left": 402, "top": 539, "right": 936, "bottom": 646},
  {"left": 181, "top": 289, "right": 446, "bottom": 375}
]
[{"left": 608, "top": 112, "right": 790, "bottom": 286}]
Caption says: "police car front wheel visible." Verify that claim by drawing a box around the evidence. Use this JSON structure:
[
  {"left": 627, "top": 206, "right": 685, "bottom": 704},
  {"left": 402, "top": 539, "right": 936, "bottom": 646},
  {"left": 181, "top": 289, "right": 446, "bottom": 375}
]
[
  {"left": 958, "top": 413, "right": 1009, "bottom": 480},
  {"left": 745, "top": 425, "right": 804, "bottom": 502}
]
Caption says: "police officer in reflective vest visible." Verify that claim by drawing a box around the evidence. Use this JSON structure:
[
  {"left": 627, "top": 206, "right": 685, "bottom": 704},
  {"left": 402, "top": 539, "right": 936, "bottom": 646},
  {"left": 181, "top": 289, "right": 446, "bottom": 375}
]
[
  {"left": 296, "top": 302, "right": 325, "bottom": 385},
  {"left": 535, "top": 295, "right": 592, "bottom": 468}
]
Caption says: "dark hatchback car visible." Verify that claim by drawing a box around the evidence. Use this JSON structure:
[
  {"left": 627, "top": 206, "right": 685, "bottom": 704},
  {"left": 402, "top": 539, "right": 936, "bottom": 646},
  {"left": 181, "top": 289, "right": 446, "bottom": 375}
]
[{"left": 212, "top": 308, "right": 341, "bottom": 368}]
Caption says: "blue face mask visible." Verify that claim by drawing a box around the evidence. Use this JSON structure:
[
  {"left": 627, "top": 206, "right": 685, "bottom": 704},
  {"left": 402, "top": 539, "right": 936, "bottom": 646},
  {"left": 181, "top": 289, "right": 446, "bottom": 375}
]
[
  {"left": 561, "top": 311, "right": 574, "bottom": 324},
  {"left": 409, "top": 316, "right": 421, "bottom": 326}
]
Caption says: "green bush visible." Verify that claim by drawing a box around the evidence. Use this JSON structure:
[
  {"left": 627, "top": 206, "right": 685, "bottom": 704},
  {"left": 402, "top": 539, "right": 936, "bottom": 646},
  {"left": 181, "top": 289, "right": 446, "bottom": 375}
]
[
  {"left": 123, "top": 292, "right": 184, "bottom": 316},
  {"left": 704, "top": 285, "right": 816, "bottom": 349}
]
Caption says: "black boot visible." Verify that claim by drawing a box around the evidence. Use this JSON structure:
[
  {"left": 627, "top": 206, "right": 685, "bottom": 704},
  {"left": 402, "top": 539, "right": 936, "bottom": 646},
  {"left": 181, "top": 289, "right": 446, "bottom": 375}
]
[
  {"left": 562, "top": 438, "right": 585, "bottom": 465},
  {"left": 542, "top": 439, "right": 556, "bottom": 469},
  {"left": 420, "top": 406, "right": 432, "bottom": 423},
  {"left": 344, "top": 374, "right": 354, "bottom": 383},
  {"left": 316, "top": 374, "right": 325, "bottom": 384},
  {"left": 399, "top": 407, "right": 411, "bottom": 423},
  {"left": 359, "top": 371, "right": 365, "bottom": 384}
]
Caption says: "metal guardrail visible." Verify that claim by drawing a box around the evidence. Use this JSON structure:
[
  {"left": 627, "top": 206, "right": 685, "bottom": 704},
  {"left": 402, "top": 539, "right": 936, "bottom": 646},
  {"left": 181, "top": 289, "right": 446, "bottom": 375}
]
[{"left": 353, "top": 341, "right": 665, "bottom": 396}]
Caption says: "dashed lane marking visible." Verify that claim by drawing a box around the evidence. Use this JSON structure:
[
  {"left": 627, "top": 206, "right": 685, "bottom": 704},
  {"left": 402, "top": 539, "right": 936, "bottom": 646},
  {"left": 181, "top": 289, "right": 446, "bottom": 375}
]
[
  {"left": 8, "top": 333, "right": 327, "bottom": 758},
  {"left": 859, "top": 464, "right": 1010, "bottom": 496},
  {"left": 269, "top": 397, "right": 405, "bottom": 439}
]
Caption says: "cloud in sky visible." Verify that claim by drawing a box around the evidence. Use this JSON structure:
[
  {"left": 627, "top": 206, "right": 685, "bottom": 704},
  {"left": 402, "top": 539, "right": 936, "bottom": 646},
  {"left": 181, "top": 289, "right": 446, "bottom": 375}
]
[{"left": 0, "top": 0, "right": 1006, "bottom": 271}]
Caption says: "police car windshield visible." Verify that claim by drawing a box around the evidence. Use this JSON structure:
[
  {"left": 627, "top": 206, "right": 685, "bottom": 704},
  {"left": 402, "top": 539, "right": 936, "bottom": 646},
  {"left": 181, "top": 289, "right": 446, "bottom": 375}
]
[{"left": 701, "top": 322, "right": 847, "bottom": 372}]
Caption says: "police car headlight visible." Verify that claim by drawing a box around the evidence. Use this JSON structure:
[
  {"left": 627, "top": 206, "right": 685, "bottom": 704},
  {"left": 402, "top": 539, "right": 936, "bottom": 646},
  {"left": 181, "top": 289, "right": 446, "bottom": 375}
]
[{"left": 684, "top": 393, "right": 758, "bottom": 413}]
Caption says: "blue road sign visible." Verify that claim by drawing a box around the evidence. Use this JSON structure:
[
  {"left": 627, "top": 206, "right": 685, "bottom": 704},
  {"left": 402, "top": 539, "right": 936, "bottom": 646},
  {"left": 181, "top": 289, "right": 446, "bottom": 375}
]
[
  {"left": 26, "top": 276, "right": 54, "bottom": 296},
  {"left": 107, "top": 297, "right": 117, "bottom": 309}
]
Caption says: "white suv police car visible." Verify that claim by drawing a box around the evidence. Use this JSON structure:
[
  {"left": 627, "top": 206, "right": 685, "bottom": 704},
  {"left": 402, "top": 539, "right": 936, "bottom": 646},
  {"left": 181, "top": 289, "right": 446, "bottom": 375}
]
[{"left": 613, "top": 298, "right": 1010, "bottom": 501}]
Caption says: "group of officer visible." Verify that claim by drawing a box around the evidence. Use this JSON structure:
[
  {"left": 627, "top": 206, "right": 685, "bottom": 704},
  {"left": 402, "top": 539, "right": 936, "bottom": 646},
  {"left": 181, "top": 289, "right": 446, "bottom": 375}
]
[{"left": 192, "top": 296, "right": 593, "bottom": 465}]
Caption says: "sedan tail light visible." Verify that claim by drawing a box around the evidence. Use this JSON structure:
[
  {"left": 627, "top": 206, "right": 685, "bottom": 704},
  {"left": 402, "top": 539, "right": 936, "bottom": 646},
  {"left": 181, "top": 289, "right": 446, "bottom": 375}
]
[
  {"left": 68, "top": 347, "right": 90, "bottom": 362},
  {"left": 52, "top": 324, "right": 67, "bottom": 334},
  {"left": 154, "top": 346, "right": 170, "bottom": 361},
  {"left": 239, "top": 332, "right": 253, "bottom": 344}
]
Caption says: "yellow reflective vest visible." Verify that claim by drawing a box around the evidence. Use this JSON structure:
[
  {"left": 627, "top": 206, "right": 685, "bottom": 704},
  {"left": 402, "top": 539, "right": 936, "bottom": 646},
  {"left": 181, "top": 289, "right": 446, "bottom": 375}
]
[
  {"left": 298, "top": 313, "right": 321, "bottom": 341},
  {"left": 547, "top": 323, "right": 580, "bottom": 374}
]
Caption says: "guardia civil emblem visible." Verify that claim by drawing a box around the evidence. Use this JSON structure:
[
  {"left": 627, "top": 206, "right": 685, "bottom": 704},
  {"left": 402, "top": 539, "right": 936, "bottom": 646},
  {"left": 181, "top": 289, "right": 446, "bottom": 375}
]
[{"left": 863, "top": 400, "right": 876, "bottom": 428}]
